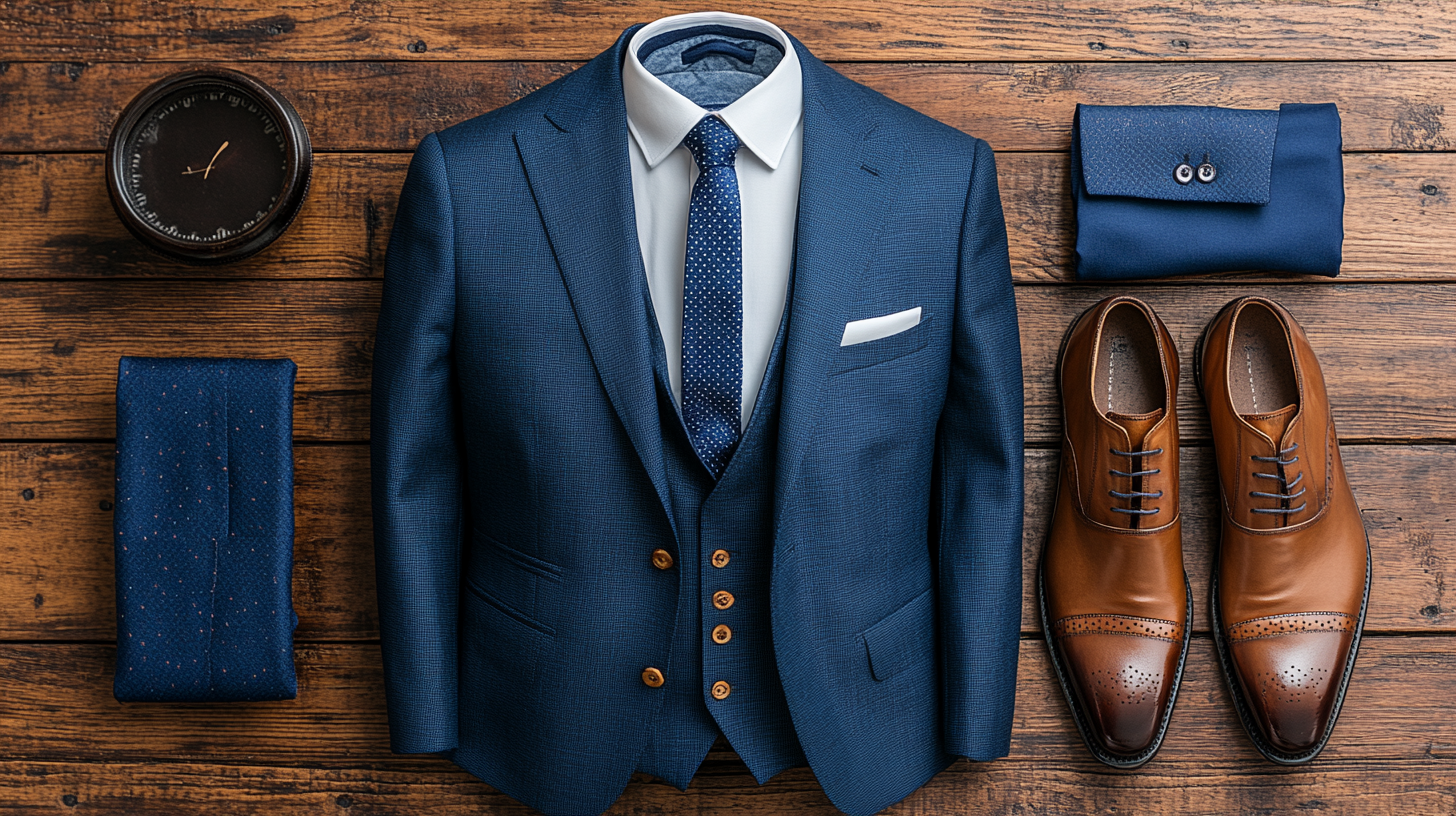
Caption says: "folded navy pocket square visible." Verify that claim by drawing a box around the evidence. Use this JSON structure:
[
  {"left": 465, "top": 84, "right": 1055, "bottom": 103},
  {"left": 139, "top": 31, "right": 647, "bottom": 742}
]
[{"left": 114, "top": 357, "right": 299, "bottom": 702}]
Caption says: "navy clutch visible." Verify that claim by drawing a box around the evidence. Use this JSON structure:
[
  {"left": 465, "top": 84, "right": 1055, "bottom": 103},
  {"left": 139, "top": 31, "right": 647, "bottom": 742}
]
[
  {"left": 113, "top": 357, "right": 299, "bottom": 702},
  {"left": 1070, "top": 103, "right": 1344, "bottom": 280}
]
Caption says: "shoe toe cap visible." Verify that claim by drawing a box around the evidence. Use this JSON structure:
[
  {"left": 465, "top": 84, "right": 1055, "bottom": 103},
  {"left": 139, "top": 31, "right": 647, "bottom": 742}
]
[
  {"left": 1060, "top": 633, "right": 1183, "bottom": 758},
  {"left": 1230, "top": 630, "right": 1354, "bottom": 755}
]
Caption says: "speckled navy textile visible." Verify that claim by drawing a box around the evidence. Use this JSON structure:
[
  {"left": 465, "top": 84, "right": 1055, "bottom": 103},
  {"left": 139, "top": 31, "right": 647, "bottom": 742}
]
[{"left": 113, "top": 357, "right": 299, "bottom": 703}]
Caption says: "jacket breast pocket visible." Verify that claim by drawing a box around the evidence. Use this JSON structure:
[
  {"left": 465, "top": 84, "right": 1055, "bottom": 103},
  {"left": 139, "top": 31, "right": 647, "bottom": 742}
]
[
  {"left": 862, "top": 586, "right": 936, "bottom": 682},
  {"left": 465, "top": 528, "right": 562, "bottom": 638},
  {"left": 831, "top": 313, "right": 933, "bottom": 376}
]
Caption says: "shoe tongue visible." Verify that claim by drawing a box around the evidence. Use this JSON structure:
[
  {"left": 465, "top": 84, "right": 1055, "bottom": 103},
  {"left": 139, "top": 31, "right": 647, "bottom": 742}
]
[
  {"left": 1105, "top": 407, "right": 1164, "bottom": 449},
  {"left": 1242, "top": 403, "right": 1297, "bottom": 445}
]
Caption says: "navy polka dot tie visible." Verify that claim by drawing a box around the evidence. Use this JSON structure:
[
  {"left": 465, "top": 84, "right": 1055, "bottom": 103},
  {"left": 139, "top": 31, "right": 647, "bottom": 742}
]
[{"left": 681, "top": 115, "right": 743, "bottom": 479}]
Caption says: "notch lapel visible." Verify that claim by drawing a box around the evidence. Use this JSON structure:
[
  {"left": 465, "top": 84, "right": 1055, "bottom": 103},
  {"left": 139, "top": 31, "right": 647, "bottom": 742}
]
[
  {"left": 775, "top": 43, "right": 901, "bottom": 527},
  {"left": 513, "top": 30, "right": 677, "bottom": 533}
]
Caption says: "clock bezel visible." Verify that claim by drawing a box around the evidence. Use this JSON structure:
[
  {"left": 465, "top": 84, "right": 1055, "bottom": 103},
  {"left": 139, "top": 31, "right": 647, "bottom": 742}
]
[{"left": 105, "top": 66, "right": 313, "bottom": 266}]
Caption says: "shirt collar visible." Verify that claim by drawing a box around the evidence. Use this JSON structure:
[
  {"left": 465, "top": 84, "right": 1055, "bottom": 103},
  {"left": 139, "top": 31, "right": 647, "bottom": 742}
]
[{"left": 622, "top": 11, "right": 803, "bottom": 170}]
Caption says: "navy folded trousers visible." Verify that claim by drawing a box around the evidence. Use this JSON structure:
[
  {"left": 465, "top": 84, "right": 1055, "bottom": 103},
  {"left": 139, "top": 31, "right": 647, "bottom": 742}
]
[{"left": 113, "top": 357, "right": 299, "bottom": 702}]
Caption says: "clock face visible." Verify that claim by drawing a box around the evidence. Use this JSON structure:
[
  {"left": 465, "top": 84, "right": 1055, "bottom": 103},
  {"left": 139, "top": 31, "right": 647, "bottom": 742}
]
[
  {"left": 119, "top": 84, "right": 291, "bottom": 244},
  {"left": 107, "top": 68, "right": 311, "bottom": 264}
]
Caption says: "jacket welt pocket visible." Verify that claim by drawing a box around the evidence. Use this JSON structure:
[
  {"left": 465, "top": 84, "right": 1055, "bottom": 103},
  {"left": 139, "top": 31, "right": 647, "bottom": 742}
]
[{"left": 831, "top": 314, "right": 933, "bottom": 376}]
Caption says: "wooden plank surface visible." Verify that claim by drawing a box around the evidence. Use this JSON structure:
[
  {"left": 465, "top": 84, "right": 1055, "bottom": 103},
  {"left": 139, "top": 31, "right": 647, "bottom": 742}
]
[
  {"left": 0, "top": 640, "right": 1451, "bottom": 767},
  {"left": 3, "top": 443, "right": 1452, "bottom": 641},
  {"left": 4, "top": 153, "right": 1454, "bottom": 283},
  {"left": 4, "top": 60, "right": 1454, "bottom": 154},
  {"left": 5, "top": 756, "right": 1456, "bottom": 815},
  {"left": 3, "top": 1, "right": 1456, "bottom": 62},
  {"left": 1, "top": 281, "right": 1451, "bottom": 443},
  {"left": 0, "top": 281, "right": 379, "bottom": 441}
]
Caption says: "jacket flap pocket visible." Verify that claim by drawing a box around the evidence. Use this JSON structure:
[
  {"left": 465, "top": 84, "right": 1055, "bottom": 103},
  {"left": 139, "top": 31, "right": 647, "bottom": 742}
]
[
  {"left": 1076, "top": 104, "right": 1278, "bottom": 205},
  {"left": 862, "top": 587, "right": 935, "bottom": 682}
]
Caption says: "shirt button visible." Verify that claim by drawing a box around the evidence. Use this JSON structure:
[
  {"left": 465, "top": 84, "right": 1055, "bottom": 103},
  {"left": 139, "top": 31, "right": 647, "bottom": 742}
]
[
  {"left": 712, "top": 590, "right": 735, "bottom": 610},
  {"left": 711, "top": 549, "right": 730, "bottom": 568},
  {"left": 712, "top": 624, "right": 732, "bottom": 644},
  {"left": 711, "top": 680, "right": 731, "bottom": 700},
  {"left": 642, "top": 667, "right": 665, "bottom": 688},
  {"left": 651, "top": 549, "right": 674, "bottom": 570}
]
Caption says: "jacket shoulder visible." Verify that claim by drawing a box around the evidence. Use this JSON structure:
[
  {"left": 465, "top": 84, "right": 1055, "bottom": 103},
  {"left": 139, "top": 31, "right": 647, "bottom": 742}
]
[
  {"left": 432, "top": 76, "right": 562, "bottom": 153},
  {"left": 821, "top": 63, "right": 988, "bottom": 161}
]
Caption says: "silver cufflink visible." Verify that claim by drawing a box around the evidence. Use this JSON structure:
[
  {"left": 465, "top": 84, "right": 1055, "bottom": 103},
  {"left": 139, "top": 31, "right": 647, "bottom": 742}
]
[{"left": 1196, "top": 155, "right": 1217, "bottom": 183}]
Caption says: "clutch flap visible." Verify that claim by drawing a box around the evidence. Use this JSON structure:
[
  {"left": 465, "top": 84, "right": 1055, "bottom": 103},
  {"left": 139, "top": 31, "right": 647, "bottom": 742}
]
[{"left": 1076, "top": 104, "right": 1279, "bottom": 205}]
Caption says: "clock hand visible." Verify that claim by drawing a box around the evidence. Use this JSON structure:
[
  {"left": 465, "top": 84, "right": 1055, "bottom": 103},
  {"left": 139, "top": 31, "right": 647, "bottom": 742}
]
[{"left": 182, "top": 141, "right": 230, "bottom": 179}]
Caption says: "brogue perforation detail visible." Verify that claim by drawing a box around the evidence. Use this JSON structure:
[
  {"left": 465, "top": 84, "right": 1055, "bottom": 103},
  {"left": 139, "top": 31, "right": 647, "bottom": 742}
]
[
  {"left": 1090, "top": 663, "right": 1164, "bottom": 707},
  {"left": 1257, "top": 664, "right": 1332, "bottom": 708},
  {"left": 1226, "top": 612, "right": 1355, "bottom": 643},
  {"left": 1052, "top": 614, "right": 1183, "bottom": 642}
]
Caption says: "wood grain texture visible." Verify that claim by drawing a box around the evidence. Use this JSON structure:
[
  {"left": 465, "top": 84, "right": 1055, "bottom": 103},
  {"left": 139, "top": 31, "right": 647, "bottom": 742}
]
[
  {"left": 1, "top": 282, "right": 1450, "bottom": 443},
  {"left": 4, "top": 60, "right": 1454, "bottom": 154},
  {"left": 4, "top": 152, "right": 1454, "bottom": 282},
  {"left": 3, "top": 1, "right": 1456, "bottom": 62},
  {"left": 1, "top": 640, "right": 1452, "bottom": 768},
  {"left": 3, "top": 443, "right": 1452, "bottom": 641},
  {"left": 4, "top": 757, "right": 1456, "bottom": 815},
  {"left": 0, "top": 281, "right": 378, "bottom": 441}
]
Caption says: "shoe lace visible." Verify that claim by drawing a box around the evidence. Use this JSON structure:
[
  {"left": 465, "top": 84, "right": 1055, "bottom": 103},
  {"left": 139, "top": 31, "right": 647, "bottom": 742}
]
[
  {"left": 1108, "top": 447, "right": 1163, "bottom": 521},
  {"left": 1250, "top": 443, "right": 1307, "bottom": 515}
]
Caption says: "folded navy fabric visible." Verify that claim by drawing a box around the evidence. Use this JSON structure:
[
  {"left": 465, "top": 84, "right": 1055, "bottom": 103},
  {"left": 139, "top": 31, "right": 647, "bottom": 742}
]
[
  {"left": 113, "top": 357, "right": 299, "bottom": 702},
  {"left": 1071, "top": 103, "right": 1344, "bottom": 280}
]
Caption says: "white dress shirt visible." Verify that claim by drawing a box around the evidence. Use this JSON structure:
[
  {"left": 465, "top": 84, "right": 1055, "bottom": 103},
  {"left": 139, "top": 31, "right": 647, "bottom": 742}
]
[{"left": 622, "top": 11, "right": 804, "bottom": 432}]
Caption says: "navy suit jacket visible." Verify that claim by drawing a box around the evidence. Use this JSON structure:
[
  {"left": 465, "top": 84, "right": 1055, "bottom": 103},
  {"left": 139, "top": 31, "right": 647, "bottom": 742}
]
[{"left": 371, "top": 25, "right": 1024, "bottom": 816}]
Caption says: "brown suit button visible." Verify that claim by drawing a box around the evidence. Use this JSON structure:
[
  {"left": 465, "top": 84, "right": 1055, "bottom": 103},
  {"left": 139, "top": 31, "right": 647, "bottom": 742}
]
[
  {"left": 712, "top": 624, "right": 732, "bottom": 644},
  {"left": 641, "top": 667, "right": 665, "bottom": 688},
  {"left": 712, "top": 590, "right": 735, "bottom": 610},
  {"left": 651, "top": 549, "right": 674, "bottom": 570},
  {"left": 711, "top": 680, "right": 731, "bottom": 700},
  {"left": 711, "top": 549, "right": 731, "bottom": 568}
]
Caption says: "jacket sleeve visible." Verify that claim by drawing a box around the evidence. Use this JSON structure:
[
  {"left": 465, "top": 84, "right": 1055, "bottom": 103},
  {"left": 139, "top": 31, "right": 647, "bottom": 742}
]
[
  {"left": 369, "top": 131, "right": 463, "bottom": 754},
  {"left": 935, "top": 137, "right": 1025, "bottom": 759}
]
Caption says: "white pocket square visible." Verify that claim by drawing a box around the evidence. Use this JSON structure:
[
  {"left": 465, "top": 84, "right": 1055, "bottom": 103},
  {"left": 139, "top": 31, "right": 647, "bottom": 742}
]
[{"left": 840, "top": 306, "right": 923, "bottom": 347}]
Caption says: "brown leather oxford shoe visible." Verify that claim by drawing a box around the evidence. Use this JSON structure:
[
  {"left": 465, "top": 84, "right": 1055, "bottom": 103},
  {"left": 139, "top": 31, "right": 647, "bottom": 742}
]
[
  {"left": 1040, "top": 296, "right": 1191, "bottom": 768},
  {"left": 1196, "top": 296, "right": 1371, "bottom": 765}
]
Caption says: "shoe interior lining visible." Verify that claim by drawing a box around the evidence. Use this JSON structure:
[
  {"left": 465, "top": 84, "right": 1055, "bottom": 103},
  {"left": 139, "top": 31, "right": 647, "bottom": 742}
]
[
  {"left": 1228, "top": 304, "right": 1298, "bottom": 415},
  {"left": 1093, "top": 303, "right": 1162, "bottom": 416}
]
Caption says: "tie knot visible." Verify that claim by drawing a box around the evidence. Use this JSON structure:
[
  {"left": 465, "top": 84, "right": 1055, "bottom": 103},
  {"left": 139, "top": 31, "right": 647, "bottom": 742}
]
[{"left": 683, "top": 116, "right": 740, "bottom": 169}]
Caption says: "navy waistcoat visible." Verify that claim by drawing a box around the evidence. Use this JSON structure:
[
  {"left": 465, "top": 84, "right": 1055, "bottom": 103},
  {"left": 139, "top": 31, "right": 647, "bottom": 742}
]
[{"left": 634, "top": 265, "right": 807, "bottom": 787}]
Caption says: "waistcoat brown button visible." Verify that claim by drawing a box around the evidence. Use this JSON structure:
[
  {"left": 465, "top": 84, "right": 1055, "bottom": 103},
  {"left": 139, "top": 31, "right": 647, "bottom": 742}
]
[
  {"left": 712, "top": 590, "right": 735, "bottom": 610},
  {"left": 711, "top": 624, "right": 732, "bottom": 644},
  {"left": 711, "top": 680, "right": 731, "bottom": 700},
  {"left": 641, "top": 667, "right": 665, "bottom": 688},
  {"left": 711, "top": 549, "right": 731, "bottom": 568},
  {"left": 650, "top": 549, "right": 674, "bottom": 570}
]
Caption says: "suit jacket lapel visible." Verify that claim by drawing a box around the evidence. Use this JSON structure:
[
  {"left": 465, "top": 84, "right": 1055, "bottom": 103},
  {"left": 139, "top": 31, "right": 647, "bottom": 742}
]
[
  {"left": 513, "top": 28, "right": 678, "bottom": 532},
  {"left": 775, "top": 41, "right": 900, "bottom": 523}
]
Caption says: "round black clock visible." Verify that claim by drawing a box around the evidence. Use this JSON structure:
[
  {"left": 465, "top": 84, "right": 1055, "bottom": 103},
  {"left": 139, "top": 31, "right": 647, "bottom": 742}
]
[{"left": 106, "top": 67, "right": 312, "bottom": 265}]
